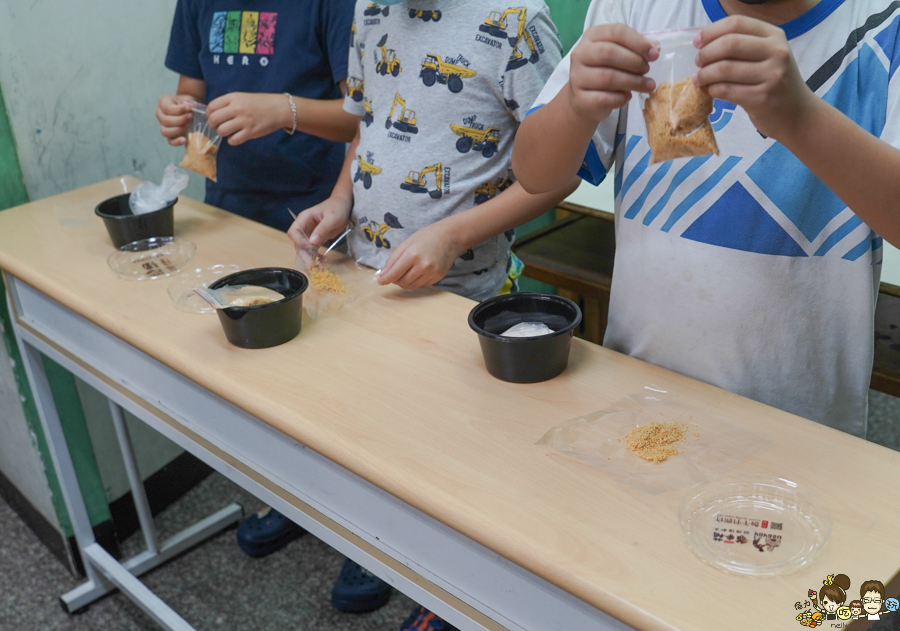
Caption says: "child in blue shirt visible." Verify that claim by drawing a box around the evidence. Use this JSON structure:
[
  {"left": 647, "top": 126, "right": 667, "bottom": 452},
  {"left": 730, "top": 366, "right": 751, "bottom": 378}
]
[
  {"left": 158, "top": 0, "right": 358, "bottom": 231},
  {"left": 514, "top": 0, "right": 900, "bottom": 438}
]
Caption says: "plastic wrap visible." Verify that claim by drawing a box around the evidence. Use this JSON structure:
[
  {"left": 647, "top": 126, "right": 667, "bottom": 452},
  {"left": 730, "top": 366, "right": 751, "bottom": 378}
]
[{"left": 538, "top": 386, "right": 772, "bottom": 494}]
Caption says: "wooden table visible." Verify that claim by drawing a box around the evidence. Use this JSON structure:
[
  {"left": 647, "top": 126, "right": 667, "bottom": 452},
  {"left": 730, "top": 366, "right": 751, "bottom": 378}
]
[{"left": 2, "top": 179, "right": 899, "bottom": 631}]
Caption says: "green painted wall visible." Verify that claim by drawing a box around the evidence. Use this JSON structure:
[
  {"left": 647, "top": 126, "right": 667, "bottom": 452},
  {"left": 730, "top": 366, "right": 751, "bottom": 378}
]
[
  {"left": 0, "top": 85, "right": 110, "bottom": 537},
  {"left": 545, "top": 0, "right": 591, "bottom": 54}
]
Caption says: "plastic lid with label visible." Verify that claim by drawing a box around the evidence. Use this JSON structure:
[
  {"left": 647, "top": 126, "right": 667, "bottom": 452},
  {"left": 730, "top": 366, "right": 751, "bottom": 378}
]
[
  {"left": 678, "top": 476, "right": 831, "bottom": 577},
  {"left": 107, "top": 237, "right": 196, "bottom": 281}
]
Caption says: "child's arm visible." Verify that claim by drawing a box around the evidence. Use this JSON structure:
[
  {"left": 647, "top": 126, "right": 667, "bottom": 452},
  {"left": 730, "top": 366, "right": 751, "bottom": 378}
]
[
  {"left": 207, "top": 81, "right": 359, "bottom": 146},
  {"left": 377, "top": 178, "right": 581, "bottom": 289},
  {"left": 156, "top": 75, "right": 205, "bottom": 147},
  {"left": 697, "top": 16, "right": 900, "bottom": 247},
  {"left": 513, "top": 25, "right": 658, "bottom": 194},
  {"left": 287, "top": 125, "right": 360, "bottom": 248}
]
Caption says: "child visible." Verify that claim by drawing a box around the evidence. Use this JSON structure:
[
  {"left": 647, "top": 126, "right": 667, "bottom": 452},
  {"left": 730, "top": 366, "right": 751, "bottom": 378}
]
[
  {"left": 158, "top": 0, "right": 359, "bottom": 231},
  {"left": 289, "top": 0, "right": 579, "bottom": 624},
  {"left": 513, "top": 0, "right": 900, "bottom": 438}
]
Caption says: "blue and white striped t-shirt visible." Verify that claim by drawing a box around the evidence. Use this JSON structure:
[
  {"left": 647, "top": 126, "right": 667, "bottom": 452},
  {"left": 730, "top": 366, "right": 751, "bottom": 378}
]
[{"left": 531, "top": 0, "right": 900, "bottom": 436}]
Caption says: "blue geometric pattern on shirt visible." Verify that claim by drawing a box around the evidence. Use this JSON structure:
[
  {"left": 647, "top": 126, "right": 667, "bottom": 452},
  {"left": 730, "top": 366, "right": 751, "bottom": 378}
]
[
  {"left": 641, "top": 155, "right": 712, "bottom": 226},
  {"left": 624, "top": 161, "right": 671, "bottom": 219},
  {"left": 661, "top": 156, "right": 742, "bottom": 232},
  {"left": 844, "top": 233, "right": 879, "bottom": 261},
  {"left": 746, "top": 42, "right": 888, "bottom": 244},
  {"left": 874, "top": 15, "right": 900, "bottom": 78},
  {"left": 815, "top": 215, "right": 863, "bottom": 256},
  {"left": 709, "top": 100, "right": 737, "bottom": 132},
  {"left": 621, "top": 149, "right": 652, "bottom": 201},
  {"left": 682, "top": 182, "right": 808, "bottom": 256}
]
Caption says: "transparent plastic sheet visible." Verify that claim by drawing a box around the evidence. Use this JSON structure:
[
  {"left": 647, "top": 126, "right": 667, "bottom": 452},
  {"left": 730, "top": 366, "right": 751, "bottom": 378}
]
[
  {"left": 640, "top": 28, "right": 720, "bottom": 165},
  {"left": 129, "top": 164, "right": 189, "bottom": 214},
  {"left": 168, "top": 264, "right": 242, "bottom": 314},
  {"left": 194, "top": 284, "right": 285, "bottom": 308},
  {"left": 180, "top": 103, "right": 221, "bottom": 181},
  {"left": 537, "top": 386, "right": 772, "bottom": 494},
  {"left": 292, "top": 235, "right": 379, "bottom": 319}
]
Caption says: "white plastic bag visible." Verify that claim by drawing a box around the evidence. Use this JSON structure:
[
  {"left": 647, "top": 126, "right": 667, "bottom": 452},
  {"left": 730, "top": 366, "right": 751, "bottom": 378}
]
[
  {"left": 640, "top": 28, "right": 720, "bottom": 165},
  {"left": 129, "top": 164, "right": 189, "bottom": 215}
]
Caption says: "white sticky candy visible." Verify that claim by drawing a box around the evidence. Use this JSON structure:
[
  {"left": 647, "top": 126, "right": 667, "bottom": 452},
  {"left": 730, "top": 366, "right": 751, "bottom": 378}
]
[{"left": 500, "top": 322, "right": 555, "bottom": 338}]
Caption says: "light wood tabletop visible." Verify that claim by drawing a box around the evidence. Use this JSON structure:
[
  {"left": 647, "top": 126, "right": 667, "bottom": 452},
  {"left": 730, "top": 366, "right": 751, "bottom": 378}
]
[{"left": 1, "top": 178, "right": 898, "bottom": 631}]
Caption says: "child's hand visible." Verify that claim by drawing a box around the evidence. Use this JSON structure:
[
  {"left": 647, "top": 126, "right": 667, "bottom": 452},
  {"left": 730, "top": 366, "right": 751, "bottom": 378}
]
[
  {"left": 696, "top": 16, "right": 815, "bottom": 140},
  {"left": 156, "top": 95, "right": 194, "bottom": 147},
  {"left": 287, "top": 196, "right": 352, "bottom": 254},
  {"left": 568, "top": 24, "right": 658, "bottom": 122},
  {"left": 377, "top": 222, "right": 461, "bottom": 289},
  {"left": 207, "top": 92, "right": 291, "bottom": 146}
]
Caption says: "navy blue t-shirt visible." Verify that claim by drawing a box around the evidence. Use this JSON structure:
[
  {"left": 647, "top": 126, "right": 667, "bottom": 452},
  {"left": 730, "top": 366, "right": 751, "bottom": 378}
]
[{"left": 165, "top": 0, "right": 354, "bottom": 230}]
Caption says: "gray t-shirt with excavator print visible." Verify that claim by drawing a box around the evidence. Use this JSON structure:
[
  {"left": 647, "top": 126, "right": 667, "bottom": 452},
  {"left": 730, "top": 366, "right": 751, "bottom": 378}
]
[{"left": 343, "top": 0, "right": 562, "bottom": 300}]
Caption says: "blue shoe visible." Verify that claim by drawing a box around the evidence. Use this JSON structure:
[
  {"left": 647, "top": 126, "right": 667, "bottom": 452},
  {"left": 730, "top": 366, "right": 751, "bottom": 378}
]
[
  {"left": 399, "top": 606, "right": 458, "bottom": 631},
  {"left": 331, "top": 559, "right": 392, "bottom": 613},
  {"left": 236, "top": 507, "right": 304, "bottom": 558}
]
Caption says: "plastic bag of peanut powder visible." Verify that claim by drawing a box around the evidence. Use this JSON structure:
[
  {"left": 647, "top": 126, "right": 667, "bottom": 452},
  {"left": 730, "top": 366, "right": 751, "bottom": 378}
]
[{"left": 640, "top": 28, "right": 720, "bottom": 165}]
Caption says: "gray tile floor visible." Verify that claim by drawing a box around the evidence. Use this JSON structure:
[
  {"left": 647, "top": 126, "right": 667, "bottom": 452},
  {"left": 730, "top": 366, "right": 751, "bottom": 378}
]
[
  {"left": 1, "top": 391, "right": 898, "bottom": 631},
  {"left": 0, "top": 472, "right": 416, "bottom": 631}
]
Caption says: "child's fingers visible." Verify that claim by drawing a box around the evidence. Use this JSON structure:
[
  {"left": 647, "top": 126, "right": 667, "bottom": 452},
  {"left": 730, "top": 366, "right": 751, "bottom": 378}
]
[
  {"left": 310, "top": 213, "right": 347, "bottom": 246},
  {"left": 576, "top": 41, "right": 652, "bottom": 75},
  {"left": 697, "top": 60, "right": 767, "bottom": 88},
  {"left": 697, "top": 33, "right": 773, "bottom": 67},
  {"left": 157, "top": 111, "right": 192, "bottom": 128},
  {"left": 376, "top": 250, "right": 407, "bottom": 285},
  {"left": 698, "top": 15, "right": 777, "bottom": 46},
  {"left": 577, "top": 67, "right": 655, "bottom": 93},
  {"left": 585, "top": 23, "right": 657, "bottom": 60},
  {"left": 167, "top": 136, "right": 187, "bottom": 147}
]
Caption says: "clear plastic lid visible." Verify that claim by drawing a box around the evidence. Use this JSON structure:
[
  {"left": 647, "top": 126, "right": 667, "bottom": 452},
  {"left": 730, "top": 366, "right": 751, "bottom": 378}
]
[
  {"left": 107, "top": 237, "right": 196, "bottom": 281},
  {"left": 167, "top": 264, "right": 242, "bottom": 313},
  {"left": 679, "top": 476, "right": 832, "bottom": 577}
]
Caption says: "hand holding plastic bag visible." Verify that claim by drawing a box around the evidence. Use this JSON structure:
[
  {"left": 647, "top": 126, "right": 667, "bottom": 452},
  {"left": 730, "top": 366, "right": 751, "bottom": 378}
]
[{"left": 128, "top": 164, "right": 189, "bottom": 215}]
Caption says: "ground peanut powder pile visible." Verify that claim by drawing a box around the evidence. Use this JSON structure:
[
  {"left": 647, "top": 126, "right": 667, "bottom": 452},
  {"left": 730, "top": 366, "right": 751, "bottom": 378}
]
[
  {"left": 308, "top": 268, "right": 349, "bottom": 294},
  {"left": 623, "top": 421, "right": 688, "bottom": 463}
]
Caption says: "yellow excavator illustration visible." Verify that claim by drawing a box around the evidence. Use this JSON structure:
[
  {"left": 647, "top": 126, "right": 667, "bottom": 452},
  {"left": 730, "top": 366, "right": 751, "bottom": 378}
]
[
  {"left": 350, "top": 20, "right": 357, "bottom": 47},
  {"left": 400, "top": 163, "right": 443, "bottom": 199},
  {"left": 364, "top": 3, "right": 391, "bottom": 17},
  {"left": 420, "top": 54, "right": 476, "bottom": 93},
  {"left": 348, "top": 78, "right": 364, "bottom": 102},
  {"left": 361, "top": 213, "right": 404, "bottom": 249},
  {"left": 450, "top": 125, "right": 500, "bottom": 158},
  {"left": 362, "top": 98, "right": 374, "bottom": 127},
  {"left": 375, "top": 34, "right": 402, "bottom": 77},
  {"left": 385, "top": 92, "right": 418, "bottom": 134},
  {"left": 474, "top": 177, "right": 513, "bottom": 205},
  {"left": 408, "top": 8, "right": 442, "bottom": 21},
  {"left": 479, "top": 8, "right": 540, "bottom": 71},
  {"left": 354, "top": 152, "right": 382, "bottom": 190}
]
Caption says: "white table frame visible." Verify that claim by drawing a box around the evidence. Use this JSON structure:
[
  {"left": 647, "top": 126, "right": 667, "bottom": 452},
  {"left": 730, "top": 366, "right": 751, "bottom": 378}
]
[{"left": 5, "top": 272, "right": 634, "bottom": 631}]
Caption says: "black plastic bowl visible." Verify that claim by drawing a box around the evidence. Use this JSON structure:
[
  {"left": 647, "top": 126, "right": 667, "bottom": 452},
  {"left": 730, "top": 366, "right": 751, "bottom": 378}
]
[
  {"left": 468, "top": 293, "right": 582, "bottom": 383},
  {"left": 208, "top": 268, "right": 308, "bottom": 349},
  {"left": 95, "top": 193, "right": 176, "bottom": 248}
]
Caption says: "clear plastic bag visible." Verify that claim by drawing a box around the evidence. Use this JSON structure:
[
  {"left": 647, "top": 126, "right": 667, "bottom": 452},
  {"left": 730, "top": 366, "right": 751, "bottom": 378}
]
[
  {"left": 640, "top": 28, "right": 719, "bottom": 165},
  {"left": 292, "top": 229, "right": 379, "bottom": 319},
  {"left": 537, "top": 386, "right": 772, "bottom": 494},
  {"left": 129, "top": 164, "right": 189, "bottom": 214},
  {"left": 180, "top": 103, "right": 221, "bottom": 181},
  {"left": 193, "top": 284, "right": 285, "bottom": 309}
]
